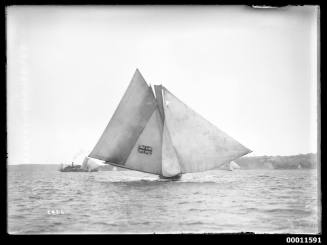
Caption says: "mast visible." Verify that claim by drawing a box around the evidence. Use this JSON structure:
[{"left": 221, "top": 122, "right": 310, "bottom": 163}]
[{"left": 154, "top": 85, "right": 165, "bottom": 122}]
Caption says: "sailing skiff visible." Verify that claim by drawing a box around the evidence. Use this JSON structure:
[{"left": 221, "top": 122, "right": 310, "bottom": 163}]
[{"left": 83, "top": 69, "right": 252, "bottom": 180}]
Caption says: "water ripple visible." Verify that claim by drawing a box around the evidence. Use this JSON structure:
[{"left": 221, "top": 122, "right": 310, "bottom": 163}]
[{"left": 8, "top": 166, "right": 319, "bottom": 234}]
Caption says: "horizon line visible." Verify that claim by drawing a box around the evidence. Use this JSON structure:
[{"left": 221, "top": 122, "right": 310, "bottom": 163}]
[{"left": 7, "top": 152, "right": 318, "bottom": 165}]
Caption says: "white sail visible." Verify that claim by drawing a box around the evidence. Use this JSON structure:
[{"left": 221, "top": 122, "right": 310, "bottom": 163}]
[
  {"left": 162, "top": 87, "right": 252, "bottom": 173},
  {"left": 122, "top": 108, "right": 163, "bottom": 175},
  {"left": 89, "top": 69, "right": 157, "bottom": 165},
  {"left": 218, "top": 162, "right": 233, "bottom": 171},
  {"left": 230, "top": 161, "right": 241, "bottom": 170},
  {"left": 82, "top": 156, "right": 104, "bottom": 171},
  {"left": 161, "top": 123, "right": 181, "bottom": 177},
  {"left": 81, "top": 157, "right": 89, "bottom": 170},
  {"left": 154, "top": 84, "right": 182, "bottom": 177}
]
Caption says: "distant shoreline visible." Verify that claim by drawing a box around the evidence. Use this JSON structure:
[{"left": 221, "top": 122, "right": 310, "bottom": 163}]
[
  {"left": 235, "top": 153, "right": 317, "bottom": 169},
  {"left": 8, "top": 153, "right": 318, "bottom": 168}
]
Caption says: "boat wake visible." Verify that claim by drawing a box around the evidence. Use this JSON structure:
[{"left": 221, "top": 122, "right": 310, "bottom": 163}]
[{"left": 93, "top": 171, "right": 230, "bottom": 184}]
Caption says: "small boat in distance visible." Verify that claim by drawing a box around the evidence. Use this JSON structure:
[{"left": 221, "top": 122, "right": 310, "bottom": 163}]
[
  {"left": 59, "top": 162, "right": 98, "bottom": 172},
  {"left": 85, "top": 69, "right": 252, "bottom": 180},
  {"left": 219, "top": 161, "right": 241, "bottom": 171}
]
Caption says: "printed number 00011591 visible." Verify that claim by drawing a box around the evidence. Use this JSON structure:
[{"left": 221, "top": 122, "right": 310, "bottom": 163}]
[{"left": 286, "top": 237, "right": 321, "bottom": 243}]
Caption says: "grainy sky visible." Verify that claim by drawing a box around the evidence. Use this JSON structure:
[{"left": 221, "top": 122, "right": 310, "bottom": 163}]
[{"left": 7, "top": 6, "right": 318, "bottom": 164}]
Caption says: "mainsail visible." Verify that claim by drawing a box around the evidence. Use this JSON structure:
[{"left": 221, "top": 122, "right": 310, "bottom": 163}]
[
  {"left": 89, "top": 69, "right": 251, "bottom": 177},
  {"left": 161, "top": 87, "right": 251, "bottom": 173}
]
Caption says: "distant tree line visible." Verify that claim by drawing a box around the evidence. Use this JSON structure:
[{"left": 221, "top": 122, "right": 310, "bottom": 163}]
[{"left": 234, "top": 153, "right": 317, "bottom": 169}]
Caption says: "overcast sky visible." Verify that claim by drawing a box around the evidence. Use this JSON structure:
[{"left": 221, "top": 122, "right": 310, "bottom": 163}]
[{"left": 7, "top": 6, "right": 318, "bottom": 164}]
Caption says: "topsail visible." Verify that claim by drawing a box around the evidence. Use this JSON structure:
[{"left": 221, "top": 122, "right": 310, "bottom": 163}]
[{"left": 89, "top": 69, "right": 252, "bottom": 178}]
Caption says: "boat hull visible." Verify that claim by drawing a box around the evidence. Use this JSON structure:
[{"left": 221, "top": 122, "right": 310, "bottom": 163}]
[
  {"left": 159, "top": 174, "right": 182, "bottom": 181},
  {"left": 59, "top": 165, "right": 98, "bottom": 172}
]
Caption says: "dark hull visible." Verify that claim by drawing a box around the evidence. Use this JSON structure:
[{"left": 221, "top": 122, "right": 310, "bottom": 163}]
[
  {"left": 59, "top": 165, "right": 98, "bottom": 172},
  {"left": 159, "top": 174, "right": 182, "bottom": 181}
]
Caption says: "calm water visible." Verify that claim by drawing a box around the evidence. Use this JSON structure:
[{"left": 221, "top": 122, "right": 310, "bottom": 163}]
[{"left": 8, "top": 165, "right": 320, "bottom": 234}]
